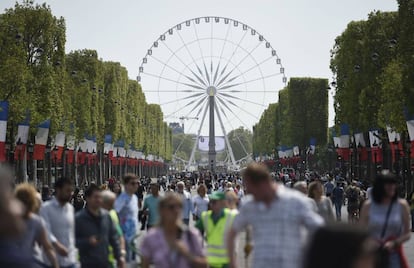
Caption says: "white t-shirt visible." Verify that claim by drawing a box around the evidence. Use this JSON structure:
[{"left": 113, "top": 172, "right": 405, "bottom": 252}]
[{"left": 192, "top": 195, "right": 209, "bottom": 218}]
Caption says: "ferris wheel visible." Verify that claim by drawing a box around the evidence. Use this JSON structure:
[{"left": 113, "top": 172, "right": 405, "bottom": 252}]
[{"left": 137, "top": 16, "right": 287, "bottom": 170}]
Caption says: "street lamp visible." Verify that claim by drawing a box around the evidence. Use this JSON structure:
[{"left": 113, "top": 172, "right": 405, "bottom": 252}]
[
  {"left": 53, "top": 146, "right": 58, "bottom": 181},
  {"left": 45, "top": 139, "right": 52, "bottom": 186},
  {"left": 393, "top": 138, "right": 400, "bottom": 176},
  {"left": 27, "top": 141, "right": 34, "bottom": 182},
  {"left": 357, "top": 142, "right": 362, "bottom": 180}
]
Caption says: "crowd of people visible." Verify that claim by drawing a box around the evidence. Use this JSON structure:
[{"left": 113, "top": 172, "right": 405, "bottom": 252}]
[{"left": 0, "top": 163, "right": 412, "bottom": 268}]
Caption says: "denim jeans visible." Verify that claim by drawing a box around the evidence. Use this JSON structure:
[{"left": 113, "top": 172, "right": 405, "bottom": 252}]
[{"left": 334, "top": 201, "right": 342, "bottom": 220}]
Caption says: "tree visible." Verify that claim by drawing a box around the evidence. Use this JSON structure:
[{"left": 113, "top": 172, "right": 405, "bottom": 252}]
[{"left": 227, "top": 127, "right": 252, "bottom": 160}]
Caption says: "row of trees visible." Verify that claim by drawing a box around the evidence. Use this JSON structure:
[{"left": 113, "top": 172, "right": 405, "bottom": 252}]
[
  {"left": 253, "top": 77, "right": 329, "bottom": 155},
  {"left": 0, "top": 2, "right": 172, "bottom": 160},
  {"left": 330, "top": 0, "right": 414, "bottom": 133}
]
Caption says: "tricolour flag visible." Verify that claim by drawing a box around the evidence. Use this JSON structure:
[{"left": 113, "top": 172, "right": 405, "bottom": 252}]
[
  {"left": 369, "top": 130, "right": 382, "bottom": 163},
  {"left": 33, "top": 119, "right": 50, "bottom": 160},
  {"left": 53, "top": 131, "right": 66, "bottom": 161},
  {"left": 14, "top": 114, "right": 30, "bottom": 160},
  {"left": 354, "top": 132, "right": 368, "bottom": 161},
  {"left": 0, "top": 101, "right": 9, "bottom": 162},
  {"left": 387, "top": 126, "right": 404, "bottom": 163}
]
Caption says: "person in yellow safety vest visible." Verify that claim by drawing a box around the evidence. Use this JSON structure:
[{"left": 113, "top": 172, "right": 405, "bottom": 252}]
[{"left": 196, "top": 191, "right": 236, "bottom": 268}]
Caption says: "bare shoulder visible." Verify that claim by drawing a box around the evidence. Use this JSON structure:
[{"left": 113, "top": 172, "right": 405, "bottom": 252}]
[{"left": 398, "top": 198, "right": 409, "bottom": 208}]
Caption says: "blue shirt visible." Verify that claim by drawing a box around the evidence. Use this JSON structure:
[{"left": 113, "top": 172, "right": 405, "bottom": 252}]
[
  {"left": 143, "top": 195, "right": 160, "bottom": 226},
  {"left": 115, "top": 192, "right": 139, "bottom": 242}
]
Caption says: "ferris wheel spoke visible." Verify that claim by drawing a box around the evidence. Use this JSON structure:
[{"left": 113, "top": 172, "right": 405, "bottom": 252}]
[
  {"left": 176, "top": 30, "right": 209, "bottom": 86},
  {"left": 143, "top": 71, "right": 203, "bottom": 90},
  {"left": 187, "top": 96, "right": 208, "bottom": 116},
  {"left": 165, "top": 95, "right": 206, "bottom": 118},
  {"left": 218, "top": 83, "right": 242, "bottom": 91},
  {"left": 216, "top": 100, "right": 251, "bottom": 130},
  {"left": 189, "top": 69, "right": 207, "bottom": 87},
  {"left": 216, "top": 69, "right": 235, "bottom": 88},
  {"left": 219, "top": 56, "right": 274, "bottom": 88},
  {"left": 215, "top": 29, "right": 249, "bottom": 85},
  {"left": 203, "top": 62, "right": 211, "bottom": 85},
  {"left": 149, "top": 54, "right": 205, "bottom": 88},
  {"left": 224, "top": 72, "right": 282, "bottom": 88},
  {"left": 192, "top": 22, "right": 210, "bottom": 83},
  {"left": 217, "top": 96, "right": 259, "bottom": 120},
  {"left": 218, "top": 92, "right": 267, "bottom": 107},
  {"left": 160, "top": 92, "right": 204, "bottom": 106},
  {"left": 218, "top": 41, "right": 263, "bottom": 88}
]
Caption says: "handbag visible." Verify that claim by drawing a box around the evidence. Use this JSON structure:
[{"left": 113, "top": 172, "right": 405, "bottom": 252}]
[{"left": 375, "top": 202, "right": 394, "bottom": 268}]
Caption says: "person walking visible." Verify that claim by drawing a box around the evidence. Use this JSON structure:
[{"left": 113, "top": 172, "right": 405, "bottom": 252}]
[
  {"left": 14, "top": 183, "right": 59, "bottom": 268},
  {"left": 332, "top": 182, "right": 345, "bottom": 221},
  {"left": 309, "top": 181, "right": 335, "bottom": 222},
  {"left": 227, "top": 163, "right": 324, "bottom": 268},
  {"left": 360, "top": 170, "right": 411, "bottom": 268},
  {"left": 40, "top": 178, "right": 77, "bottom": 268},
  {"left": 76, "top": 184, "right": 125, "bottom": 268},
  {"left": 192, "top": 184, "right": 209, "bottom": 221},
  {"left": 140, "top": 193, "right": 207, "bottom": 268},
  {"left": 114, "top": 174, "right": 139, "bottom": 262},
  {"left": 177, "top": 181, "right": 192, "bottom": 225},
  {"left": 143, "top": 179, "right": 161, "bottom": 229},
  {"left": 324, "top": 178, "right": 335, "bottom": 199},
  {"left": 195, "top": 191, "right": 236, "bottom": 268},
  {"left": 102, "top": 190, "right": 126, "bottom": 268},
  {"left": 409, "top": 190, "right": 414, "bottom": 232}
]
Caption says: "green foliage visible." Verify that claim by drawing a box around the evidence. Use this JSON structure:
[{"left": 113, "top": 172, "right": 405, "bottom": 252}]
[
  {"left": 0, "top": 1, "right": 172, "bottom": 160},
  {"left": 330, "top": 10, "right": 413, "bottom": 131},
  {"left": 287, "top": 78, "right": 329, "bottom": 148},
  {"left": 227, "top": 127, "right": 252, "bottom": 160},
  {"left": 253, "top": 78, "right": 329, "bottom": 155}
]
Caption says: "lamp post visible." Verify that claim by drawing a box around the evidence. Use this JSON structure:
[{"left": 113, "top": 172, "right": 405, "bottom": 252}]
[
  {"left": 53, "top": 146, "right": 58, "bottom": 181},
  {"left": 405, "top": 138, "right": 412, "bottom": 197},
  {"left": 45, "top": 140, "right": 51, "bottom": 186},
  {"left": 393, "top": 138, "right": 400, "bottom": 176},
  {"left": 27, "top": 141, "right": 34, "bottom": 182},
  {"left": 357, "top": 142, "right": 362, "bottom": 180},
  {"left": 15, "top": 138, "right": 23, "bottom": 183}
]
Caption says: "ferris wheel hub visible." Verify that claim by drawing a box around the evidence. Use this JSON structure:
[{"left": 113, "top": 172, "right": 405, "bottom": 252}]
[{"left": 207, "top": 86, "right": 217, "bottom": 96}]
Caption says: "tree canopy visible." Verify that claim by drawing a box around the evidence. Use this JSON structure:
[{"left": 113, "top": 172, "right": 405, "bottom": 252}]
[{"left": 0, "top": 1, "right": 172, "bottom": 160}]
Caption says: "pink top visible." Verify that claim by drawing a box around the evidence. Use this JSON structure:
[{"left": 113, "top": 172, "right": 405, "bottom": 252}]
[{"left": 140, "top": 227, "right": 205, "bottom": 268}]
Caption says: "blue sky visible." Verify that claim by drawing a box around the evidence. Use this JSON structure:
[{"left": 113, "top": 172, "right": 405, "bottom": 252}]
[{"left": 0, "top": 0, "right": 398, "bottom": 130}]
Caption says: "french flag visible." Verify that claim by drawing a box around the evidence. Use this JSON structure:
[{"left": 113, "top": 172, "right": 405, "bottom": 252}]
[
  {"left": 53, "top": 132, "right": 65, "bottom": 162},
  {"left": 386, "top": 126, "right": 403, "bottom": 163},
  {"left": 77, "top": 138, "right": 88, "bottom": 165},
  {"left": 369, "top": 130, "right": 382, "bottom": 163},
  {"left": 15, "top": 117, "right": 30, "bottom": 160},
  {"left": 354, "top": 132, "right": 368, "bottom": 161},
  {"left": 337, "top": 124, "right": 350, "bottom": 161},
  {"left": 33, "top": 119, "right": 50, "bottom": 160},
  {"left": 0, "top": 101, "right": 9, "bottom": 162}
]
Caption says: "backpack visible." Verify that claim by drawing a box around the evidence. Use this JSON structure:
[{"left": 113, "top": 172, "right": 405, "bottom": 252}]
[{"left": 347, "top": 188, "right": 359, "bottom": 203}]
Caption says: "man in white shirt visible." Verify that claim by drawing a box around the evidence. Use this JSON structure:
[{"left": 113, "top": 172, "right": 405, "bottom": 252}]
[
  {"left": 227, "top": 163, "right": 324, "bottom": 268},
  {"left": 177, "top": 181, "right": 192, "bottom": 225},
  {"left": 40, "top": 178, "right": 77, "bottom": 268}
]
